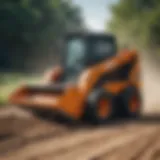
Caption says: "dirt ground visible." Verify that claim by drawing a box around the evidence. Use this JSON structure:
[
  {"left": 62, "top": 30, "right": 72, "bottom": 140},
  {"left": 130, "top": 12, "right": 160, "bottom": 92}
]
[{"left": 0, "top": 106, "right": 159, "bottom": 160}]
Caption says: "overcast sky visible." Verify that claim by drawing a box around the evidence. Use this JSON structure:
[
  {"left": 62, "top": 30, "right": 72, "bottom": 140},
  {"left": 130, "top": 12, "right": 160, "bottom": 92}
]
[{"left": 72, "top": 0, "right": 118, "bottom": 31}]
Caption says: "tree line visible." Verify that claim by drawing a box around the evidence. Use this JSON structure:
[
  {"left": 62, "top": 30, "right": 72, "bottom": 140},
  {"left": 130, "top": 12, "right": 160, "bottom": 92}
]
[
  {"left": 108, "top": 0, "right": 160, "bottom": 60},
  {"left": 0, "top": 0, "right": 84, "bottom": 72}
]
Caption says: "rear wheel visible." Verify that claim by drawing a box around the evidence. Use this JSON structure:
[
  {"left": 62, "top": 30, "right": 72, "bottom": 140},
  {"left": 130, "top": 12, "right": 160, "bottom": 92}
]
[
  {"left": 120, "top": 86, "right": 141, "bottom": 118},
  {"left": 84, "top": 89, "right": 115, "bottom": 124}
]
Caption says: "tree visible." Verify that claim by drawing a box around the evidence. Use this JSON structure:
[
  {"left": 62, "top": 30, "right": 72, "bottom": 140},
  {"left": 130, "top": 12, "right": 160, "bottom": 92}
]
[
  {"left": 0, "top": 0, "right": 84, "bottom": 71},
  {"left": 107, "top": 0, "right": 160, "bottom": 53}
]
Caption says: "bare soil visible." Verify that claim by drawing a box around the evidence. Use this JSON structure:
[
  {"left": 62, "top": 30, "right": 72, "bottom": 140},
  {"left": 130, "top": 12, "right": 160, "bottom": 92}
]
[{"left": 0, "top": 106, "right": 159, "bottom": 160}]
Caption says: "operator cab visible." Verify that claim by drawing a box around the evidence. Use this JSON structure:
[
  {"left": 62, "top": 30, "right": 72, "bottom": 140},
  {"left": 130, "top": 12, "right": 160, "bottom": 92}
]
[{"left": 62, "top": 33, "right": 117, "bottom": 82}]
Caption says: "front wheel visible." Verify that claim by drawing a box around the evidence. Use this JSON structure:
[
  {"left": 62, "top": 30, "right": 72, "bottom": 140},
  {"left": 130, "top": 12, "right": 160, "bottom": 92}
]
[{"left": 83, "top": 89, "right": 116, "bottom": 124}]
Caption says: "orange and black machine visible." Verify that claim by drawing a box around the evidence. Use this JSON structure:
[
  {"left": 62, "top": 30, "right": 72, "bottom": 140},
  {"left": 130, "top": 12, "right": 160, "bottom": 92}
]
[{"left": 9, "top": 32, "right": 141, "bottom": 124}]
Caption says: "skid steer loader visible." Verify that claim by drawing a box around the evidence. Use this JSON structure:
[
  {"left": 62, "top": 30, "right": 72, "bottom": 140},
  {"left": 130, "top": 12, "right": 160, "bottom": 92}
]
[{"left": 9, "top": 32, "right": 142, "bottom": 124}]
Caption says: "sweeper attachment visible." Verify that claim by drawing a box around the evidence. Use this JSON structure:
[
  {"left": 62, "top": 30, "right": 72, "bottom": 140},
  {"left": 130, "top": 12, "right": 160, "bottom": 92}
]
[{"left": 9, "top": 33, "right": 142, "bottom": 124}]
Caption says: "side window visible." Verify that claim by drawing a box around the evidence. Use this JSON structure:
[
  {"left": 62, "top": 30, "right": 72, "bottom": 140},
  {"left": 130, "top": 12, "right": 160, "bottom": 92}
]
[
  {"left": 90, "top": 39, "right": 115, "bottom": 63},
  {"left": 95, "top": 40, "right": 114, "bottom": 58}
]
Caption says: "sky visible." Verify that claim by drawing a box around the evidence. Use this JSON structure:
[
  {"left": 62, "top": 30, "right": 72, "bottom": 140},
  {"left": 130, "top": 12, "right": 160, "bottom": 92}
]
[{"left": 72, "top": 0, "right": 118, "bottom": 31}]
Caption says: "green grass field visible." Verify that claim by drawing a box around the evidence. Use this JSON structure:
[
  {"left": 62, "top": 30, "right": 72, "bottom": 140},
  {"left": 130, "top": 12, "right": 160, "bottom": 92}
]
[{"left": 0, "top": 73, "right": 40, "bottom": 105}]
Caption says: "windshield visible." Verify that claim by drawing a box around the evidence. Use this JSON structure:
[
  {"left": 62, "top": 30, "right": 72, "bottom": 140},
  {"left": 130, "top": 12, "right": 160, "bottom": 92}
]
[
  {"left": 66, "top": 38, "right": 86, "bottom": 69},
  {"left": 64, "top": 38, "right": 86, "bottom": 81}
]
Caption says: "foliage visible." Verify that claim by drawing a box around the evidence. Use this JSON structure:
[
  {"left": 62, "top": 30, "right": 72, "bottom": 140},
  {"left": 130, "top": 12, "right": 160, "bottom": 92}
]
[
  {"left": 0, "top": 0, "right": 84, "bottom": 72},
  {"left": 107, "top": 0, "right": 160, "bottom": 52},
  {"left": 0, "top": 0, "right": 83, "bottom": 45}
]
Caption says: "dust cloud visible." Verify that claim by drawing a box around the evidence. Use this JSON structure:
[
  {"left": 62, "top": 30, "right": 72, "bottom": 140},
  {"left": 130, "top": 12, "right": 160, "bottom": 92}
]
[{"left": 141, "top": 53, "right": 160, "bottom": 114}]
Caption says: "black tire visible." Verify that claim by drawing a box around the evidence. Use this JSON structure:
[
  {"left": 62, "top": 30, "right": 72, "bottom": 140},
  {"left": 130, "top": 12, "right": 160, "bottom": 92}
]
[
  {"left": 120, "top": 86, "right": 142, "bottom": 118},
  {"left": 83, "top": 89, "right": 115, "bottom": 124}
]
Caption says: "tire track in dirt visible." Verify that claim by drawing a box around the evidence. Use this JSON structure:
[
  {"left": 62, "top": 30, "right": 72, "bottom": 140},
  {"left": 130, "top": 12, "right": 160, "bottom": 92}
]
[
  {"left": 0, "top": 115, "right": 70, "bottom": 155},
  {"left": 39, "top": 126, "right": 158, "bottom": 160},
  {"left": 0, "top": 107, "right": 160, "bottom": 160},
  {"left": 0, "top": 124, "right": 68, "bottom": 155},
  {"left": 98, "top": 127, "right": 160, "bottom": 160},
  {"left": 35, "top": 124, "right": 146, "bottom": 160},
  {"left": 0, "top": 124, "right": 148, "bottom": 160},
  {"left": 138, "top": 133, "right": 160, "bottom": 160}
]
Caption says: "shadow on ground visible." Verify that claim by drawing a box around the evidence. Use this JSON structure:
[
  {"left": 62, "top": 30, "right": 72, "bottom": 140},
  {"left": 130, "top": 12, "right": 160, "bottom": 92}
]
[{"left": 37, "top": 112, "right": 160, "bottom": 128}]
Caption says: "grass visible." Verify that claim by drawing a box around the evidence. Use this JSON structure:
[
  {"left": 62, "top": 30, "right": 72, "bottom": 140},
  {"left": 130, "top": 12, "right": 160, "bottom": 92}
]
[{"left": 0, "top": 73, "right": 40, "bottom": 105}]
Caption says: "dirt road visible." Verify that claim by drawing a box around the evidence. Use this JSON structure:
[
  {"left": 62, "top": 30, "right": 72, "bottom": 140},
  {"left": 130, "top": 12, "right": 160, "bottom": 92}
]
[{"left": 0, "top": 106, "right": 159, "bottom": 160}]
